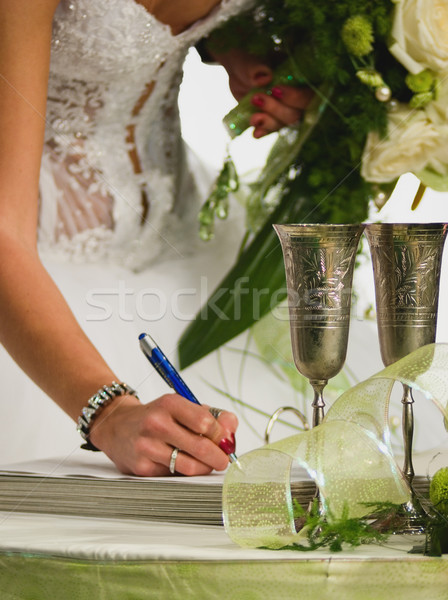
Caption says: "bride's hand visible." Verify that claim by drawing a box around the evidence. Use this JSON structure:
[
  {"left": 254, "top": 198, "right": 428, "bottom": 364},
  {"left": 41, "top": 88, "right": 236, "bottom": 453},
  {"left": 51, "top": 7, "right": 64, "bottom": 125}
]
[
  {"left": 215, "top": 48, "right": 313, "bottom": 138},
  {"left": 88, "top": 393, "right": 238, "bottom": 476},
  {"left": 249, "top": 84, "right": 314, "bottom": 138}
]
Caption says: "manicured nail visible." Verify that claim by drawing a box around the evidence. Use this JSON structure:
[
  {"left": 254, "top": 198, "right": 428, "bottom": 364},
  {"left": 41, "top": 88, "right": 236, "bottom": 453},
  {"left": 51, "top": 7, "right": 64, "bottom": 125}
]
[
  {"left": 251, "top": 94, "right": 265, "bottom": 108},
  {"left": 271, "top": 86, "right": 283, "bottom": 100},
  {"left": 219, "top": 436, "right": 236, "bottom": 455}
]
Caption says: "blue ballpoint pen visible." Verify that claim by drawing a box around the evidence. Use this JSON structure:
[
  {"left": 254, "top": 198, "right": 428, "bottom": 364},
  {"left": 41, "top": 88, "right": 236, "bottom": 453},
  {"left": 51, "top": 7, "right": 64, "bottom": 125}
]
[{"left": 139, "top": 332, "right": 239, "bottom": 464}]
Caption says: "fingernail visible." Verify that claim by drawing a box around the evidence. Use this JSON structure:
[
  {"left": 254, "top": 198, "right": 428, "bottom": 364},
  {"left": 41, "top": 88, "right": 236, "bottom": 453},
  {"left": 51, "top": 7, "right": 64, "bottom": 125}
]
[
  {"left": 251, "top": 94, "right": 264, "bottom": 108},
  {"left": 271, "top": 86, "right": 283, "bottom": 100},
  {"left": 219, "top": 436, "right": 236, "bottom": 455}
]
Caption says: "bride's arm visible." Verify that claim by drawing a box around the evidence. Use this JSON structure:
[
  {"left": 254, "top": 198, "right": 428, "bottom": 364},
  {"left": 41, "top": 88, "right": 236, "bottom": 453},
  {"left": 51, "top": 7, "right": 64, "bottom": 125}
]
[{"left": 0, "top": 0, "right": 237, "bottom": 476}]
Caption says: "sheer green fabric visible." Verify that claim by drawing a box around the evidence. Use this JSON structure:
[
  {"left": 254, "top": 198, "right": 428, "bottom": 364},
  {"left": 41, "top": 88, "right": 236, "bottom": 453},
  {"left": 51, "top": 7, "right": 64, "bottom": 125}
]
[
  {"left": 223, "top": 344, "right": 448, "bottom": 549},
  {"left": 1, "top": 552, "right": 448, "bottom": 600}
]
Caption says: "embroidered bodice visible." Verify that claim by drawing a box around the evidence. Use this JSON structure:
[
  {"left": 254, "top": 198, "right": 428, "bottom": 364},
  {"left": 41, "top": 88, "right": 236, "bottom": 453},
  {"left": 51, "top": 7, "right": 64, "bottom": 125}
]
[{"left": 39, "top": 0, "right": 252, "bottom": 269}]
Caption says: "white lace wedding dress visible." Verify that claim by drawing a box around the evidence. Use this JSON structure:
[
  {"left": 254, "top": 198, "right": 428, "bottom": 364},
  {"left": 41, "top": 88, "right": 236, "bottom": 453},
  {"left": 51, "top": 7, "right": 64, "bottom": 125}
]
[{"left": 1, "top": 0, "right": 445, "bottom": 467}]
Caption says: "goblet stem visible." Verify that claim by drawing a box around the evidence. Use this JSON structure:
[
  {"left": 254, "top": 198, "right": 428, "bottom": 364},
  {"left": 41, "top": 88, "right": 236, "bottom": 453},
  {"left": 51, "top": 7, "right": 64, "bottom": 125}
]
[
  {"left": 401, "top": 383, "right": 415, "bottom": 484},
  {"left": 400, "top": 384, "right": 426, "bottom": 532},
  {"left": 311, "top": 379, "right": 327, "bottom": 427}
]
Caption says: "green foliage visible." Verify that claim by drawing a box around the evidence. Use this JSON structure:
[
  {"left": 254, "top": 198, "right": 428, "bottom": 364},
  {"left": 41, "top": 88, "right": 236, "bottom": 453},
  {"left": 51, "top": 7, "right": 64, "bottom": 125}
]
[
  {"left": 404, "top": 69, "right": 438, "bottom": 109},
  {"left": 207, "top": 0, "right": 403, "bottom": 226},
  {"left": 276, "top": 499, "right": 390, "bottom": 552},
  {"left": 209, "top": 0, "right": 396, "bottom": 68},
  {"left": 406, "top": 69, "right": 435, "bottom": 93},
  {"left": 426, "top": 520, "right": 448, "bottom": 557},
  {"left": 265, "top": 495, "right": 448, "bottom": 556},
  {"left": 204, "top": 0, "right": 402, "bottom": 232},
  {"left": 198, "top": 156, "right": 239, "bottom": 240},
  {"left": 341, "top": 15, "right": 374, "bottom": 57},
  {"left": 425, "top": 471, "right": 448, "bottom": 556},
  {"left": 430, "top": 467, "right": 448, "bottom": 516}
]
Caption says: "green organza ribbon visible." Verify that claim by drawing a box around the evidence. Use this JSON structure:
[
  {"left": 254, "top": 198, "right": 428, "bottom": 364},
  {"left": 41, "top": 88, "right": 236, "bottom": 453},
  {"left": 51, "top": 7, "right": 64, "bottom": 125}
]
[{"left": 223, "top": 343, "right": 448, "bottom": 549}]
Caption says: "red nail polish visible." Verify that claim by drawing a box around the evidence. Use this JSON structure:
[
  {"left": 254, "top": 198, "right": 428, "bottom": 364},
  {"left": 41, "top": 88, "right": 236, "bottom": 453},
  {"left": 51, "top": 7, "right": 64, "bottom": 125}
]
[
  {"left": 219, "top": 436, "right": 236, "bottom": 455},
  {"left": 271, "top": 86, "right": 283, "bottom": 100},
  {"left": 251, "top": 94, "right": 264, "bottom": 108}
]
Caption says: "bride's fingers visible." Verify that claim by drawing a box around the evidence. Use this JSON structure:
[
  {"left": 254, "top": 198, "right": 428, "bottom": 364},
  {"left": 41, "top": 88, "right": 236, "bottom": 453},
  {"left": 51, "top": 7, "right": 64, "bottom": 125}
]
[
  {"left": 250, "top": 112, "right": 287, "bottom": 138},
  {"left": 164, "top": 425, "right": 230, "bottom": 472},
  {"left": 131, "top": 436, "right": 215, "bottom": 477},
  {"left": 270, "top": 86, "right": 314, "bottom": 110},
  {"left": 203, "top": 404, "right": 239, "bottom": 435},
  {"left": 252, "top": 93, "right": 300, "bottom": 127},
  {"left": 140, "top": 395, "right": 235, "bottom": 468},
  {"left": 165, "top": 446, "right": 219, "bottom": 476},
  {"left": 250, "top": 86, "right": 314, "bottom": 136},
  {"left": 97, "top": 394, "right": 238, "bottom": 476},
  {"left": 160, "top": 395, "right": 236, "bottom": 445}
]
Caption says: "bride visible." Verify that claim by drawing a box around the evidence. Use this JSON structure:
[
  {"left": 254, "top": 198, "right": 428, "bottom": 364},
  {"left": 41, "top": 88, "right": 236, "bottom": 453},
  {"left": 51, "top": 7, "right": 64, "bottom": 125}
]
[{"left": 0, "top": 0, "right": 311, "bottom": 474}]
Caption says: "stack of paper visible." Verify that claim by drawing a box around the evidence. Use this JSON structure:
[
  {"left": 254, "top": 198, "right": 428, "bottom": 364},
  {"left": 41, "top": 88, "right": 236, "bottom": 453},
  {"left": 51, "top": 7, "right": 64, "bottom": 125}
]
[{"left": 0, "top": 453, "right": 317, "bottom": 526}]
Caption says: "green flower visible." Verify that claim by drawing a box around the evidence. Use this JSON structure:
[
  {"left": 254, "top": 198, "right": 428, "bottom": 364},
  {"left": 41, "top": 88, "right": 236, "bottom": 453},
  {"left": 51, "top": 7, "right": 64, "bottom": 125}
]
[
  {"left": 342, "top": 15, "right": 374, "bottom": 57},
  {"left": 405, "top": 69, "right": 435, "bottom": 93},
  {"left": 430, "top": 467, "right": 448, "bottom": 516},
  {"left": 409, "top": 91, "right": 434, "bottom": 109},
  {"left": 356, "top": 69, "right": 384, "bottom": 89}
]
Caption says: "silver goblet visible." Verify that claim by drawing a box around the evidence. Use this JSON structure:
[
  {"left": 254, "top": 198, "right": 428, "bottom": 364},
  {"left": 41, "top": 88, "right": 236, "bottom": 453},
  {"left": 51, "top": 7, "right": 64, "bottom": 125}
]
[
  {"left": 365, "top": 222, "right": 448, "bottom": 529},
  {"left": 274, "top": 224, "right": 365, "bottom": 427}
]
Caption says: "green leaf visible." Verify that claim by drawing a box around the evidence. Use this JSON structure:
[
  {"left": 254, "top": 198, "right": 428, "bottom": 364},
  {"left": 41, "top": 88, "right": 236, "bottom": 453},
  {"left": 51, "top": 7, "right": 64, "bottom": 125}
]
[
  {"left": 416, "top": 168, "right": 448, "bottom": 193},
  {"left": 178, "top": 193, "right": 310, "bottom": 369}
]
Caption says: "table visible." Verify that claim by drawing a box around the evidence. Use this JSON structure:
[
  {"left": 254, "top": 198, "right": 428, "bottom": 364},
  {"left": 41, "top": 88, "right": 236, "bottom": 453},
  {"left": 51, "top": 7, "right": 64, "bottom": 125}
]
[{"left": 1, "top": 512, "right": 447, "bottom": 600}]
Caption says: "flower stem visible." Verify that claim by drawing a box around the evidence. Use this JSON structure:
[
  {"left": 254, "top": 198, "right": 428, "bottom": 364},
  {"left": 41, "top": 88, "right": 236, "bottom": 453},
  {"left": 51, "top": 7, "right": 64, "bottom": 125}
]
[{"left": 411, "top": 182, "right": 427, "bottom": 210}]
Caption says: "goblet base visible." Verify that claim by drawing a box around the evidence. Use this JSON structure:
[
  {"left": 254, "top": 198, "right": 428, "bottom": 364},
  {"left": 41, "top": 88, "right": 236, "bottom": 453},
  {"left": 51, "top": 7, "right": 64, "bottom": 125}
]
[{"left": 392, "top": 500, "right": 427, "bottom": 535}]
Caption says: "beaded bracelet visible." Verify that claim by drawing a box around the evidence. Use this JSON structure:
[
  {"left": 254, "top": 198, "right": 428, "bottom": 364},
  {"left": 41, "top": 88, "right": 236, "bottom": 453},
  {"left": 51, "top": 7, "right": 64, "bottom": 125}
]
[{"left": 77, "top": 381, "right": 138, "bottom": 451}]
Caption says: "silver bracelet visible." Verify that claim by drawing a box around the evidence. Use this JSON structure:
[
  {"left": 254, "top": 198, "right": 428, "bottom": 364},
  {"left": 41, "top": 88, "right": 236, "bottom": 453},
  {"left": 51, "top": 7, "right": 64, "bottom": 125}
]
[{"left": 77, "top": 381, "right": 138, "bottom": 451}]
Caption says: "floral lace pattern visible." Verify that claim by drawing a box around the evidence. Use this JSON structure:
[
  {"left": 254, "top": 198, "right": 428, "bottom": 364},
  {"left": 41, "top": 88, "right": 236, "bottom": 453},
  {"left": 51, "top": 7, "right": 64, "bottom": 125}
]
[{"left": 38, "top": 0, "right": 253, "bottom": 269}]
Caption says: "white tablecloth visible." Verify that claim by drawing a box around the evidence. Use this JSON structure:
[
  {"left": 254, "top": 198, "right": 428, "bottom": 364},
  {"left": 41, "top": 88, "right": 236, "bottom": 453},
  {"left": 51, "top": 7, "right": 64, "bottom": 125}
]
[{"left": 1, "top": 511, "right": 448, "bottom": 600}]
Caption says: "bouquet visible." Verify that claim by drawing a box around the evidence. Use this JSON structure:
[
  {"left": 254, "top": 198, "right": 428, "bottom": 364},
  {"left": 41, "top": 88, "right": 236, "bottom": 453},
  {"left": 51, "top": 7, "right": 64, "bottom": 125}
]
[{"left": 179, "top": 0, "right": 448, "bottom": 369}]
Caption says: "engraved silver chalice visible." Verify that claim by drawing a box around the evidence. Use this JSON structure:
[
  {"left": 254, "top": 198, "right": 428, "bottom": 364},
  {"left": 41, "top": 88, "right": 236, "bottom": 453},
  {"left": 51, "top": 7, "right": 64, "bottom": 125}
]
[
  {"left": 274, "top": 224, "right": 365, "bottom": 427},
  {"left": 365, "top": 223, "right": 448, "bottom": 531}
]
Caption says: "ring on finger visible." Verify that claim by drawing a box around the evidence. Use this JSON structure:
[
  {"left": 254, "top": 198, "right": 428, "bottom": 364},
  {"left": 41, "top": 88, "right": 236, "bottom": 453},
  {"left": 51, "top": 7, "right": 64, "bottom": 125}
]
[
  {"left": 209, "top": 407, "right": 224, "bottom": 420},
  {"left": 169, "top": 447, "right": 180, "bottom": 474}
]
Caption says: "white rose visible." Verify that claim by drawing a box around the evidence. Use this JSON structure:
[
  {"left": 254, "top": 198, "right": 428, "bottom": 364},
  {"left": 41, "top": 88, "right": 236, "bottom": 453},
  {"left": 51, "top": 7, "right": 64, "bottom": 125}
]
[
  {"left": 361, "top": 105, "right": 448, "bottom": 183},
  {"left": 389, "top": 0, "right": 448, "bottom": 74},
  {"left": 425, "top": 77, "right": 448, "bottom": 124},
  {"left": 417, "top": 79, "right": 448, "bottom": 190}
]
